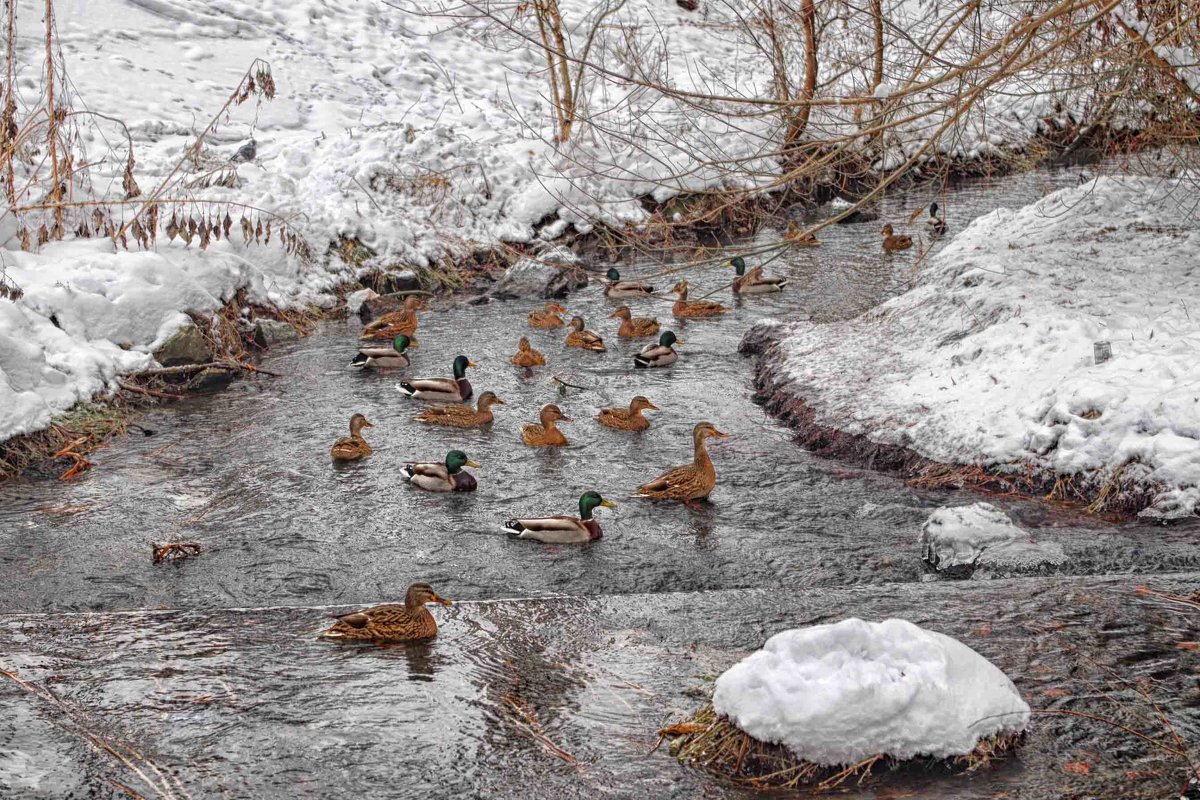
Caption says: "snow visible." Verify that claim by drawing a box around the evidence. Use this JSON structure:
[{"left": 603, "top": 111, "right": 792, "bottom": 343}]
[
  {"left": 764, "top": 176, "right": 1200, "bottom": 519},
  {"left": 920, "top": 503, "right": 1066, "bottom": 575},
  {"left": 712, "top": 618, "right": 1030, "bottom": 766}
]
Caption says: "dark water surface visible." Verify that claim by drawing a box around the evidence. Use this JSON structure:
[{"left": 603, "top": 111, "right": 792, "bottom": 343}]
[{"left": 1, "top": 165, "right": 1198, "bottom": 798}]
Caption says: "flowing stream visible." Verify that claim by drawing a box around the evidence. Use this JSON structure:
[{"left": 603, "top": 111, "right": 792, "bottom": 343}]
[{"left": 1, "top": 165, "right": 1197, "bottom": 798}]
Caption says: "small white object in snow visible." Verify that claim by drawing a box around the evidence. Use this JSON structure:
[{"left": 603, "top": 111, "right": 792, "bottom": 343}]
[
  {"left": 346, "top": 288, "right": 379, "bottom": 314},
  {"left": 919, "top": 502, "right": 1065, "bottom": 575},
  {"left": 713, "top": 618, "right": 1030, "bottom": 766}
]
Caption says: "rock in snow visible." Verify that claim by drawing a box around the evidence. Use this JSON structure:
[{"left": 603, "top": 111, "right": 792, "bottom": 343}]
[
  {"left": 488, "top": 246, "right": 587, "bottom": 300},
  {"left": 920, "top": 503, "right": 1066, "bottom": 578},
  {"left": 712, "top": 618, "right": 1030, "bottom": 766}
]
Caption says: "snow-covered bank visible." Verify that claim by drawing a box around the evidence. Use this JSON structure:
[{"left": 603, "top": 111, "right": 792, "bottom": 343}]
[{"left": 744, "top": 176, "right": 1200, "bottom": 519}]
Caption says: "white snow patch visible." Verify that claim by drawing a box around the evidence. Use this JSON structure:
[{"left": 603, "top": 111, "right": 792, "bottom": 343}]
[
  {"left": 767, "top": 176, "right": 1200, "bottom": 519},
  {"left": 920, "top": 503, "right": 1066, "bottom": 574},
  {"left": 712, "top": 618, "right": 1030, "bottom": 766}
]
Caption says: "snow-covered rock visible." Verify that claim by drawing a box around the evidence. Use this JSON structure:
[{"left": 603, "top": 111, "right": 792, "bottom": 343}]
[
  {"left": 920, "top": 503, "right": 1066, "bottom": 578},
  {"left": 712, "top": 618, "right": 1030, "bottom": 766},
  {"left": 758, "top": 177, "right": 1200, "bottom": 519},
  {"left": 488, "top": 246, "right": 587, "bottom": 299},
  {"left": 345, "top": 289, "right": 379, "bottom": 315}
]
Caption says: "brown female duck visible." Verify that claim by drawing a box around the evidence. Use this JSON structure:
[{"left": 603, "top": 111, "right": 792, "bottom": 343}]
[
  {"left": 881, "top": 224, "right": 913, "bottom": 251},
  {"left": 636, "top": 421, "right": 729, "bottom": 504},
  {"left": 671, "top": 280, "right": 727, "bottom": 318},
  {"left": 528, "top": 302, "right": 568, "bottom": 329},
  {"left": 361, "top": 296, "right": 424, "bottom": 339},
  {"left": 413, "top": 391, "right": 504, "bottom": 429},
  {"left": 565, "top": 316, "right": 606, "bottom": 351},
  {"left": 597, "top": 396, "right": 658, "bottom": 431},
  {"left": 330, "top": 413, "right": 374, "bottom": 462},
  {"left": 609, "top": 306, "right": 660, "bottom": 338},
  {"left": 318, "top": 583, "right": 452, "bottom": 642},
  {"left": 522, "top": 403, "right": 572, "bottom": 447},
  {"left": 511, "top": 336, "right": 546, "bottom": 367}
]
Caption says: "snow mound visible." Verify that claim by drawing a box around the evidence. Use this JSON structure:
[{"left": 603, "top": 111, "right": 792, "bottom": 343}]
[
  {"left": 920, "top": 503, "right": 1065, "bottom": 577},
  {"left": 712, "top": 618, "right": 1030, "bottom": 766},
  {"left": 766, "top": 176, "right": 1200, "bottom": 519}
]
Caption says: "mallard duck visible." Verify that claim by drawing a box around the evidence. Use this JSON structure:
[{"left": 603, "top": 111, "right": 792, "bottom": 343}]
[
  {"left": 398, "top": 355, "right": 475, "bottom": 402},
  {"left": 350, "top": 334, "right": 417, "bottom": 370},
  {"left": 413, "top": 391, "right": 504, "bottom": 429},
  {"left": 565, "top": 316, "right": 606, "bottom": 351},
  {"left": 881, "top": 224, "right": 913, "bottom": 251},
  {"left": 671, "top": 280, "right": 727, "bottom": 318},
  {"left": 529, "top": 302, "right": 568, "bottom": 329},
  {"left": 330, "top": 413, "right": 373, "bottom": 461},
  {"left": 636, "top": 421, "right": 728, "bottom": 504},
  {"left": 597, "top": 396, "right": 658, "bottom": 431},
  {"left": 318, "top": 583, "right": 452, "bottom": 642},
  {"left": 362, "top": 296, "right": 424, "bottom": 339},
  {"left": 503, "top": 491, "right": 617, "bottom": 543},
  {"left": 633, "top": 330, "right": 681, "bottom": 368},
  {"left": 511, "top": 336, "right": 546, "bottom": 367},
  {"left": 603, "top": 268, "right": 654, "bottom": 298},
  {"left": 522, "top": 403, "right": 572, "bottom": 447},
  {"left": 730, "top": 255, "right": 788, "bottom": 294},
  {"left": 784, "top": 221, "right": 820, "bottom": 246},
  {"left": 609, "top": 306, "right": 660, "bottom": 338},
  {"left": 926, "top": 202, "right": 948, "bottom": 237},
  {"left": 400, "top": 449, "right": 480, "bottom": 492}
]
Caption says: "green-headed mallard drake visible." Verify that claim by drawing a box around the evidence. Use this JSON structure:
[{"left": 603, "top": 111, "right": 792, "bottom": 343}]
[
  {"left": 511, "top": 336, "right": 546, "bottom": 367},
  {"left": 398, "top": 355, "right": 475, "bottom": 402},
  {"left": 413, "top": 392, "right": 504, "bottom": 429},
  {"left": 318, "top": 583, "right": 452, "bottom": 642},
  {"left": 522, "top": 403, "right": 572, "bottom": 447},
  {"left": 565, "top": 316, "right": 606, "bottom": 351},
  {"left": 730, "top": 255, "right": 788, "bottom": 294},
  {"left": 400, "top": 449, "right": 481, "bottom": 492},
  {"left": 610, "top": 306, "right": 660, "bottom": 338},
  {"left": 926, "top": 202, "right": 948, "bottom": 237},
  {"left": 503, "top": 491, "right": 617, "bottom": 543},
  {"left": 529, "top": 302, "right": 568, "bottom": 329},
  {"left": 597, "top": 396, "right": 658, "bottom": 431},
  {"left": 671, "top": 280, "right": 727, "bottom": 318},
  {"left": 881, "top": 224, "right": 913, "bottom": 251},
  {"left": 330, "top": 413, "right": 374, "bottom": 461},
  {"left": 636, "top": 421, "right": 728, "bottom": 503},
  {"left": 784, "top": 221, "right": 820, "bottom": 246},
  {"left": 362, "top": 296, "right": 424, "bottom": 339},
  {"left": 633, "top": 330, "right": 680, "bottom": 368},
  {"left": 350, "top": 334, "right": 417, "bottom": 370},
  {"left": 603, "top": 268, "right": 654, "bottom": 298}
]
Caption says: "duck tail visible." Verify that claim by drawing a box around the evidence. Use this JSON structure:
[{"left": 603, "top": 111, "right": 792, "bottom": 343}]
[
  {"left": 633, "top": 355, "right": 650, "bottom": 368},
  {"left": 349, "top": 352, "right": 368, "bottom": 367},
  {"left": 502, "top": 520, "right": 525, "bottom": 537},
  {"left": 400, "top": 464, "right": 416, "bottom": 481},
  {"left": 397, "top": 382, "right": 417, "bottom": 397}
]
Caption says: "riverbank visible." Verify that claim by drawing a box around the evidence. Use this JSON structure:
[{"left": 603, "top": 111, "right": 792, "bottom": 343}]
[{"left": 743, "top": 175, "right": 1200, "bottom": 520}]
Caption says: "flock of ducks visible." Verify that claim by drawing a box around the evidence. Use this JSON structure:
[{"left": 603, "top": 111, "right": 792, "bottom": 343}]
[{"left": 320, "top": 207, "right": 947, "bottom": 642}]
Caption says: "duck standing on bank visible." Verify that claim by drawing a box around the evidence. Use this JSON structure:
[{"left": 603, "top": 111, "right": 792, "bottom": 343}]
[
  {"left": 398, "top": 355, "right": 476, "bottom": 403},
  {"left": 503, "top": 491, "right": 617, "bottom": 543},
  {"left": 362, "top": 296, "right": 424, "bottom": 339},
  {"left": 401, "top": 450, "right": 481, "bottom": 492},
  {"left": 330, "top": 413, "right": 374, "bottom": 462},
  {"left": 318, "top": 583, "right": 452, "bottom": 642},
  {"left": 636, "top": 421, "right": 729, "bottom": 505},
  {"left": 634, "top": 330, "right": 681, "bottom": 368},
  {"left": 729, "top": 256, "right": 788, "bottom": 294}
]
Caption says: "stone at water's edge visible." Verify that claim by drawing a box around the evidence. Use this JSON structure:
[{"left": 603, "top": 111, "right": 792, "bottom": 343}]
[
  {"left": 488, "top": 245, "right": 588, "bottom": 300},
  {"left": 153, "top": 320, "right": 212, "bottom": 367},
  {"left": 919, "top": 503, "right": 1066, "bottom": 579},
  {"left": 253, "top": 319, "right": 300, "bottom": 347}
]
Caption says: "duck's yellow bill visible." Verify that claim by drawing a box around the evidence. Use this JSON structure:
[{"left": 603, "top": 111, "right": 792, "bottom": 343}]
[
  {"left": 466, "top": 459, "right": 482, "bottom": 468},
  {"left": 600, "top": 499, "right": 618, "bottom": 509},
  {"left": 467, "top": 361, "right": 479, "bottom": 368},
  {"left": 433, "top": 596, "right": 453, "bottom": 606},
  {"left": 408, "top": 339, "right": 420, "bottom": 348}
]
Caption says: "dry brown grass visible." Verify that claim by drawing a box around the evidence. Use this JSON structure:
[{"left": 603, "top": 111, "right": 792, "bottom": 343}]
[{"left": 664, "top": 704, "right": 1024, "bottom": 792}]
